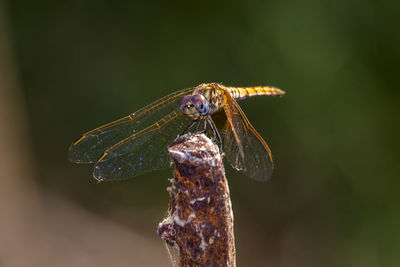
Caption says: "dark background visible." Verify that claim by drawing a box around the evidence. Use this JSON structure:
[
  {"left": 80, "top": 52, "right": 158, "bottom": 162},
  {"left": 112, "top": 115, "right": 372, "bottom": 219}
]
[{"left": 1, "top": 0, "right": 399, "bottom": 266}]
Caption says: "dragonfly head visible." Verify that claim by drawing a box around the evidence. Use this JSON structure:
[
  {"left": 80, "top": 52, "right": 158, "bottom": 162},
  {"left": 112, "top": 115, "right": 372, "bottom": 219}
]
[{"left": 181, "top": 94, "right": 210, "bottom": 121}]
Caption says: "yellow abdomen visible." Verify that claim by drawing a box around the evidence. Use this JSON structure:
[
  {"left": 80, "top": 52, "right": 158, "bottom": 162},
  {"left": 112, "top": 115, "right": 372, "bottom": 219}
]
[{"left": 222, "top": 85, "right": 285, "bottom": 101}]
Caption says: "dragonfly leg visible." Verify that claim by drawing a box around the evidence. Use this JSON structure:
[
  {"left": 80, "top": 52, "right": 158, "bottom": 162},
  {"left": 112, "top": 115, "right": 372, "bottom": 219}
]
[
  {"left": 195, "top": 120, "right": 201, "bottom": 133},
  {"left": 201, "top": 119, "right": 207, "bottom": 134},
  {"left": 181, "top": 121, "right": 196, "bottom": 136},
  {"left": 207, "top": 116, "right": 223, "bottom": 152}
]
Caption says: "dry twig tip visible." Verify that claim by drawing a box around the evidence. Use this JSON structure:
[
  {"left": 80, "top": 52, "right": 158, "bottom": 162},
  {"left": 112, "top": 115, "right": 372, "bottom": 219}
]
[{"left": 158, "top": 133, "right": 236, "bottom": 267}]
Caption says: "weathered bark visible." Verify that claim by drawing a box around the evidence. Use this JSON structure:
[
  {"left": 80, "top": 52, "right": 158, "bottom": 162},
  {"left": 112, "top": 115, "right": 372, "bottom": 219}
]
[{"left": 158, "top": 134, "right": 236, "bottom": 267}]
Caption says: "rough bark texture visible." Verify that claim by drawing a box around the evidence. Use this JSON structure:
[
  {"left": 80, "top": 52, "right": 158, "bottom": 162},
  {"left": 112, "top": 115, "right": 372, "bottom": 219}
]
[{"left": 158, "top": 134, "right": 236, "bottom": 267}]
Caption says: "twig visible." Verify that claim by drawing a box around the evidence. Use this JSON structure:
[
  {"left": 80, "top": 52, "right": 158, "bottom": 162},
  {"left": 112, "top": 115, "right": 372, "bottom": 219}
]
[{"left": 158, "top": 133, "right": 236, "bottom": 267}]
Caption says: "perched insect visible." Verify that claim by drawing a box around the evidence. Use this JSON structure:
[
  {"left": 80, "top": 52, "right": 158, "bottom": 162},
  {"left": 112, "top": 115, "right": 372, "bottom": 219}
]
[{"left": 68, "top": 83, "right": 284, "bottom": 181}]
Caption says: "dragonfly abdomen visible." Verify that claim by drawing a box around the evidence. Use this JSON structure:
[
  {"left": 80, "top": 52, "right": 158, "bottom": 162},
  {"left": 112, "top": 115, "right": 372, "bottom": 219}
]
[{"left": 225, "top": 86, "right": 285, "bottom": 101}]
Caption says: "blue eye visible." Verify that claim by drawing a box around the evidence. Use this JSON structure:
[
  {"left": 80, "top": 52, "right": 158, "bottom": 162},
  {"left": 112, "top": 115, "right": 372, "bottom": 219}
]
[{"left": 198, "top": 102, "right": 209, "bottom": 115}]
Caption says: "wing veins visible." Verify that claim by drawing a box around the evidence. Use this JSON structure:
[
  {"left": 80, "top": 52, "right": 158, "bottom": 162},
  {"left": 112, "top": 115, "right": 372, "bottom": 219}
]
[
  {"left": 73, "top": 88, "right": 192, "bottom": 145},
  {"left": 97, "top": 110, "right": 183, "bottom": 163},
  {"left": 230, "top": 98, "right": 273, "bottom": 166}
]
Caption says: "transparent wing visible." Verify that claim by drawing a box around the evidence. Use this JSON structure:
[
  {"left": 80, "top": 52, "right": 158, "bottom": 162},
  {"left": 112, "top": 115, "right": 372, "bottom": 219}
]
[
  {"left": 68, "top": 87, "right": 194, "bottom": 163},
  {"left": 93, "top": 110, "right": 191, "bottom": 181},
  {"left": 221, "top": 92, "right": 274, "bottom": 181}
]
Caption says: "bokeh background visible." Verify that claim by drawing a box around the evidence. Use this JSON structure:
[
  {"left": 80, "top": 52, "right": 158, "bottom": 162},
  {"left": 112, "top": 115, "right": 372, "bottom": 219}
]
[{"left": 1, "top": 0, "right": 399, "bottom": 266}]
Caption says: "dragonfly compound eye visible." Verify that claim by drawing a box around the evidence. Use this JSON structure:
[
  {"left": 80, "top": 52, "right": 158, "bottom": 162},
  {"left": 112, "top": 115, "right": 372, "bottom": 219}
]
[
  {"left": 181, "top": 94, "right": 209, "bottom": 120},
  {"left": 191, "top": 94, "right": 209, "bottom": 116}
]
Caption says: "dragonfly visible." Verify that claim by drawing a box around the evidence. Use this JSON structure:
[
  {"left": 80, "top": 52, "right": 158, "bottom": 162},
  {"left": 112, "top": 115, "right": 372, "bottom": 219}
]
[{"left": 68, "top": 83, "right": 285, "bottom": 181}]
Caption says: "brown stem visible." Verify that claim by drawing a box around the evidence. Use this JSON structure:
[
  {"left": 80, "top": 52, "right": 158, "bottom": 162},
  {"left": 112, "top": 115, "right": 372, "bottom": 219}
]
[{"left": 158, "top": 134, "right": 236, "bottom": 267}]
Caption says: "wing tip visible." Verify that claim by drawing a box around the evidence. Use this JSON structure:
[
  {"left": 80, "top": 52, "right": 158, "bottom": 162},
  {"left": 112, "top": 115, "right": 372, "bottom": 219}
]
[
  {"left": 92, "top": 152, "right": 111, "bottom": 182},
  {"left": 68, "top": 138, "right": 97, "bottom": 164},
  {"left": 93, "top": 164, "right": 105, "bottom": 182},
  {"left": 68, "top": 144, "right": 83, "bottom": 163}
]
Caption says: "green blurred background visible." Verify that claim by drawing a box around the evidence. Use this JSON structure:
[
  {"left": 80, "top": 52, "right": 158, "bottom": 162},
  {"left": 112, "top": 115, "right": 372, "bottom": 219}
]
[{"left": 0, "top": 0, "right": 399, "bottom": 266}]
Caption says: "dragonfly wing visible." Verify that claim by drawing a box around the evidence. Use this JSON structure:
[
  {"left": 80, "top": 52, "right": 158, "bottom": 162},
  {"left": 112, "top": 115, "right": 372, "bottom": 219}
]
[
  {"left": 93, "top": 110, "right": 190, "bottom": 181},
  {"left": 68, "top": 87, "right": 193, "bottom": 163},
  {"left": 222, "top": 92, "right": 274, "bottom": 181}
]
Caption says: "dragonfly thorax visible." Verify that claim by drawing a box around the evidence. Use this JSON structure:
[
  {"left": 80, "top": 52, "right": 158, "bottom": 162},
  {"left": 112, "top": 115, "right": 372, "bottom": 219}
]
[{"left": 181, "top": 94, "right": 210, "bottom": 121}]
